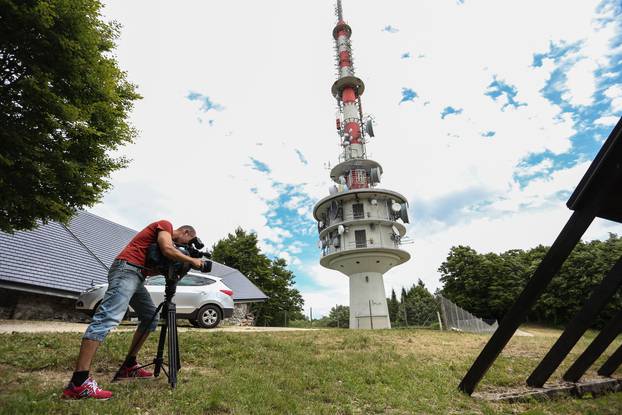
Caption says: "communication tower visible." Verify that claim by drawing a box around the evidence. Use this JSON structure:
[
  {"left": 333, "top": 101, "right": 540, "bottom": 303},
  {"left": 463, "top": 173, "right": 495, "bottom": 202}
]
[{"left": 313, "top": 0, "right": 411, "bottom": 329}]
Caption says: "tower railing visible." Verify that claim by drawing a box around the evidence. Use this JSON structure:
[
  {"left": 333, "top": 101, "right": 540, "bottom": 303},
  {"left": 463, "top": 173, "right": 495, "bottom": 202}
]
[
  {"left": 322, "top": 211, "right": 402, "bottom": 229},
  {"left": 321, "top": 237, "right": 403, "bottom": 257}
]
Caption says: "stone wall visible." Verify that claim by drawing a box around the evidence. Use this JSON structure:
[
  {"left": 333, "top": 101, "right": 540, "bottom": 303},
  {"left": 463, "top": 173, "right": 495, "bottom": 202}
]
[
  {"left": 224, "top": 303, "right": 255, "bottom": 326},
  {"left": 0, "top": 288, "right": 90, "bottom": 322}
]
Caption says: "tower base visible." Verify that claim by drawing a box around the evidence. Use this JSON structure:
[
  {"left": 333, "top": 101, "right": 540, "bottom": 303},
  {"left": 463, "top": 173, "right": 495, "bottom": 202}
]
[{"left": 349, "top": 272, "right": 391, "bottom": 329}]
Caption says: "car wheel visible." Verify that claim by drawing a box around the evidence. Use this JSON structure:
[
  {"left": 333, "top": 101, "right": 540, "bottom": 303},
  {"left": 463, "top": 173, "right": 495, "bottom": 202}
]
[
  {"left": 196, "top": 304, "right": 221, "bottom": 329},
  {"left": 188, "top": 319, "right": 200, "bottom": 328}
]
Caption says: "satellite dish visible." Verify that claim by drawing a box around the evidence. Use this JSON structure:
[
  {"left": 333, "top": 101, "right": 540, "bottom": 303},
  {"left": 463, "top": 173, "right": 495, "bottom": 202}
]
[
  {"left": 370, "top": 199, "right": 378, "bottom": 205},
  {"left": 329, "top": 185, "right": 338, "bottom": 195},
  {"left": 366, "top": 119, "right": 375, "bottom": 137},
  {"left": 338, "top": 224, "right": 345, "bottom": 235},
  {"left": 333, "top": 236, "right": 341, "bottom": 248},
  {"left": 370, "top": 167, "right": 381, "bottom": 184},
  {"left": 391, "top": 201, "right": 401, "bottom": 213},
  {"left": 400, "top": 204, "right": 410, "bottom": 224},
  {"left": 319, "top": 221, "right": 324, "bottom": 228}
]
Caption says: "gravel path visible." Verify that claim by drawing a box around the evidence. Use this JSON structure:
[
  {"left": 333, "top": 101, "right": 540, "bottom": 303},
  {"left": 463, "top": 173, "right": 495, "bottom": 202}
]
[{"left": 0, "top": 320, "right": 316, "bottom": 334}]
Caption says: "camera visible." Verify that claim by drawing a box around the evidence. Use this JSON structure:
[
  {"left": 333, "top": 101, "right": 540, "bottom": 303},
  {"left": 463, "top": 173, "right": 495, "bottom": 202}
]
[{"left": 147, "top": 236, "right": 212, "bottom": 280}]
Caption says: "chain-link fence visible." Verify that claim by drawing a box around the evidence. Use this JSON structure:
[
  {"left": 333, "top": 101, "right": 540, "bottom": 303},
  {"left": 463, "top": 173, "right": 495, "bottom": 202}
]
[{"left": 437, "top": 295, "right": 498, "bottom": 334}]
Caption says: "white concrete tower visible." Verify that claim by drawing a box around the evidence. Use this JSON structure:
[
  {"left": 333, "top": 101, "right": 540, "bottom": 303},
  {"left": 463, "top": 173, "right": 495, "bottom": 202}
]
[{"left": 313, "top": 1, "right": 411, "bottom": 329}]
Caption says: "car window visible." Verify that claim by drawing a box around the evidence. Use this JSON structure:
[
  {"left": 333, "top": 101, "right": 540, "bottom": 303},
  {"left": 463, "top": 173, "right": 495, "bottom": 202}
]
[
  {"left": 145, "top": 276, "right": 166, "bottom": 286},
  {"left": 178, "top": 275, "right": 215, "bottom": 286}
]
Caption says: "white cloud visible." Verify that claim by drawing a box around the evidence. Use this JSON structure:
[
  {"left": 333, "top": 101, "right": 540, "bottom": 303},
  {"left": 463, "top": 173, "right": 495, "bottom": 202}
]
[
  {"left": 562, "top": 58, "right": 598, "bottom": 107},
  {"left": 595, "top": 115, "right": 620, "bottom": 126},
  {"left": 515, "top": 158, "right": 553, "bottom": 177},
  {"left": 299, "top": 264, "right": 349, "bottom": 317},
  {"left": 604, "top": 84, "right": 622, "bottom": 113}
]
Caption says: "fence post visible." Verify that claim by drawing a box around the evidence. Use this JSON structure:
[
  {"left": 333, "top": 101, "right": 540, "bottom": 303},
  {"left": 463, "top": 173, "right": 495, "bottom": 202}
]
[
  {"left": 403, "top": 305, "right": 408, "bottom": 327},
  {"left": 369, "top": 300, "right": 374, "bottom": 330},
  {"left": 437, "top": 311, "right": 443, "bottom": 331}
]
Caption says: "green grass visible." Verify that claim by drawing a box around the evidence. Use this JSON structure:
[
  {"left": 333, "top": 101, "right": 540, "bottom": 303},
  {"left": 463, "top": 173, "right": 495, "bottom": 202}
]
[{"left": 0, "top": 326, "right": 621, "bottom": 414}]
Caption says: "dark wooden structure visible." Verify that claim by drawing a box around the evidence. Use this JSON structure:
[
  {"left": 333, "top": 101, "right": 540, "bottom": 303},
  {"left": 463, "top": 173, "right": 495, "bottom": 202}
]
[{"left": 459, "top": 117, "right": 622, "bottom": 395}]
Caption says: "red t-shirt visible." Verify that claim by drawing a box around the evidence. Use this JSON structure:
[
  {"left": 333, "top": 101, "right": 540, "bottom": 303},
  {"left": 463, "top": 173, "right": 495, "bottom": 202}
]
[{"left": 116, "top": 220, "right": 173, "bottom": 274}]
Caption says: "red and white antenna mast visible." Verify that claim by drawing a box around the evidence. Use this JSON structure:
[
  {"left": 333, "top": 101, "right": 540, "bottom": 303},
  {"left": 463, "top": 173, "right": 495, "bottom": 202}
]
[{"left": 331, "top": 0, "right": 376, "bottom": 189}]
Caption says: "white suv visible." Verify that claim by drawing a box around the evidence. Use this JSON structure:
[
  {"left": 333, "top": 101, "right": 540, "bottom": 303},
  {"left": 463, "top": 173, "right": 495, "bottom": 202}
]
[{"left": 76, "top": 272, "right": 235, "bottom": 329}]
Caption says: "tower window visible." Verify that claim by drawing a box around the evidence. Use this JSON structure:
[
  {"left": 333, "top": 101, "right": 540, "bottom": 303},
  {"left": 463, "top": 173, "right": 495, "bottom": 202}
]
[
  {"left": 355, "top": 230, "right": 367, "bottom": 248},
  {"left": 352, "top": 203, "right": 364, "bottom": 219}
]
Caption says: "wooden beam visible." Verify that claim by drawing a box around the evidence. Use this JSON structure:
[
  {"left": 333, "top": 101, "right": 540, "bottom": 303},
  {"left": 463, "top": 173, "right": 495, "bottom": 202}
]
[
  {"left": 598, "top": 343, "right": 622, "bottom": 377},
  {"left": 458, "top": 208, "right": 596, "bottom": 395},
  {"left": 527, "top": 256, "right": 622, "bottom": 387},
  {"left": 563, "top": 308, "right": 622, "bottom": 382}
]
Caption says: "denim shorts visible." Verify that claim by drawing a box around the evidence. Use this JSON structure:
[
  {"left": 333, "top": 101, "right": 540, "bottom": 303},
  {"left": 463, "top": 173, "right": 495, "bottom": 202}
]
[{"left": 83, "top": 259, "right": 159, "bottom": 342}]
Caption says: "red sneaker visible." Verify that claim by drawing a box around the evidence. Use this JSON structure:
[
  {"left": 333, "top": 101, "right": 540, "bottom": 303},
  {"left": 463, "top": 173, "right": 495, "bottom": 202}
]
[
  {"left": 62, "top": 378, "right": 112, "bottom": 400},
  {"left": 115, "top": 363, "right": 154, "bottom": 381}
]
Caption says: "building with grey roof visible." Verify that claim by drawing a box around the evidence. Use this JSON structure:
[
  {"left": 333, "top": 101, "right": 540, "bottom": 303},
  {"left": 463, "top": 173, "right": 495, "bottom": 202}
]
[{"left": 0, "top": 211, "right": 267, "bottom": 320}]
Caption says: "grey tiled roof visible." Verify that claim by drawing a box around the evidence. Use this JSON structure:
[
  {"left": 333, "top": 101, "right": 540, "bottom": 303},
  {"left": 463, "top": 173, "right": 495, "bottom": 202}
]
[
  {"left": 0, "top": 211, "right": 268, "bottom": 302},
  {"left": 0, "top": 220, "right": 107, "bottom": 294}
]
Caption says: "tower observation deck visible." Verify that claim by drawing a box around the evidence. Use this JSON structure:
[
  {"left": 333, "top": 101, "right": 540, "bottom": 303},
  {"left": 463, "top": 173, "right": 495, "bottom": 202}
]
[{"left": 313, "top": 0, "right": 411, "bottom": 329}]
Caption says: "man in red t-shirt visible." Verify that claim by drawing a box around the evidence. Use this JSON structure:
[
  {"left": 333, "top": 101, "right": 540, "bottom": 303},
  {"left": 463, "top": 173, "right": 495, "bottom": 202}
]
[{"left": 62, "top": 220, "right": 204, "bottom": 400}]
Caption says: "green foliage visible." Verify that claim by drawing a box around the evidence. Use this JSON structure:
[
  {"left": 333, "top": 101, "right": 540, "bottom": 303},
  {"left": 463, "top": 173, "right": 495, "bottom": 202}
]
[
  {"left": 325, "top": 304, "right": 349, "bottom": 327},
  {"left": 211, "top": 227, "right": 304, "bottom": 326},
  {"left": 438, "top": 234, "right": 622, "bottom": 327},
  {"left": 387, "top": 288, "right": 399, "bottom": 323},
  {"left": 391, "top": 279, "right": 439, "bottom": 327},
  {"left": 0, "top": 0, "right": 140, "bottom": 233}
]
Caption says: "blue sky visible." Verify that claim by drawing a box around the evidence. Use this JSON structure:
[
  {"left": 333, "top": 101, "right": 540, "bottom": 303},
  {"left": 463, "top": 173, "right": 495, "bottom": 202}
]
[{"left": 97, "top": 0, "right": 622, "bottom": 316}]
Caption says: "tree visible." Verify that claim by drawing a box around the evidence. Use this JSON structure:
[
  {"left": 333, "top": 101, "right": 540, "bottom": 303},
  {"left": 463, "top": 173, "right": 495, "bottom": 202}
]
[
  {"left": 387, "top": 289, "right": 399, "bottom": 324},
  {"left": 438, "top": 245, "right": 491, "bottom": 317},
  {"left": 211, "top": 228, "right": 304, "bottom": 326},
  {"left": 400, "top": 280, "right": 438, "bottom": 327},
  {"left": 438, "top": 235, "right": 622, "bottom": 328},
  {"left": 326, "top": 305, "right": 349, "bottom": 328},
  {"left": 0, "top": 0, "right": 140, "bottom": 233}
]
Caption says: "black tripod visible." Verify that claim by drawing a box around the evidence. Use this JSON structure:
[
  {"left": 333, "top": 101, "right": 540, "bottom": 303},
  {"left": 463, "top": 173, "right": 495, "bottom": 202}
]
[{"left": 112, "top": 266, "right": 183, "bottom": 388}]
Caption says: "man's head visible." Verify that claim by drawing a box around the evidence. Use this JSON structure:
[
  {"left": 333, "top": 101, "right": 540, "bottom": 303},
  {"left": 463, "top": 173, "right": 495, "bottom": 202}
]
[{"left": 172, "top": 225, "right": 196, "bottom": 244}]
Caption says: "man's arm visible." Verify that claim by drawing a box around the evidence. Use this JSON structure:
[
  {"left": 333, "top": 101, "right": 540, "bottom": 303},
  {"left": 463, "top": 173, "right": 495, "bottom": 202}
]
[{"left": 157, "top": 231, "right": 203, "bottom": 269}]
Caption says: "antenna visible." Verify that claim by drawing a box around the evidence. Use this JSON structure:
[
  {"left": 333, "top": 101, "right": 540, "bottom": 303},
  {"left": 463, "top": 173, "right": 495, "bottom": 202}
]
[
  {"left": 335, "top": 0, "right": 343, "bottom": 21},
  {"left": 365, "top": 118, "right": 375, "bottom": 137},
  {"left": 400, "top": 204, "right": 410, "bottom": 223}
]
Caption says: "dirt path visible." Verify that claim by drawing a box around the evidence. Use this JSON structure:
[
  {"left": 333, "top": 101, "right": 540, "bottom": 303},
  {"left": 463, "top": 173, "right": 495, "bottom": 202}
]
[{"left": 0, "top": 320, "right": 317, "bottom": 334}]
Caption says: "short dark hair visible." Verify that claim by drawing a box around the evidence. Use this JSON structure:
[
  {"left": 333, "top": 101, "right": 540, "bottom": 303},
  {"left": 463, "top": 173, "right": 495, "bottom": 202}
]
[{"left": 177, "top": 225, "right": 196, "bottom": 234}]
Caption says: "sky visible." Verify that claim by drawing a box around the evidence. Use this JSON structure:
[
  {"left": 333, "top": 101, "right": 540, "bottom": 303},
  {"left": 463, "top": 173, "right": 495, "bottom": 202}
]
[{"left": 94, "top": 0, "right": 622, "bottom": 317}]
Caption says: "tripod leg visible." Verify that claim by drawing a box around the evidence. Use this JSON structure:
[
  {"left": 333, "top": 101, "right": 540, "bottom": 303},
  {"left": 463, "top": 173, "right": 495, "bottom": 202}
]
[
  {"left": 112, "top": 300, "right": 164, "bottom": 382},
  {"left": 154, "top": 303, "right": 168, "bottom": 378},
  {"left": 175, "top": 314, "right": 181, "bottom": 371},
  {"left": 167, "top": 303, "right": 178, "bottom": 388}
]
